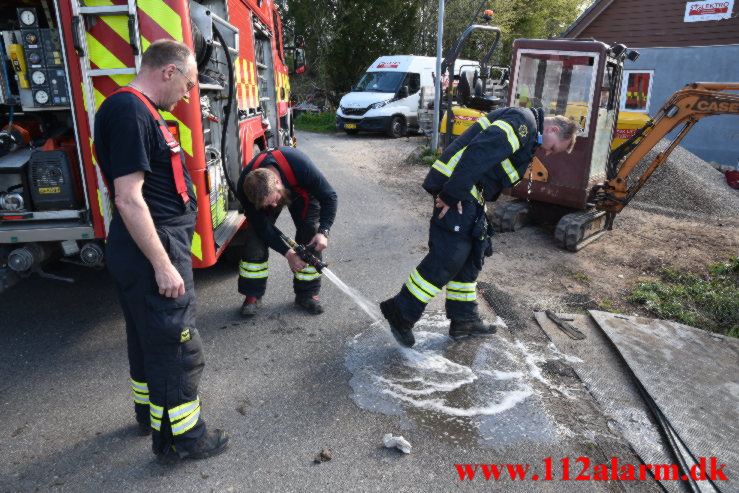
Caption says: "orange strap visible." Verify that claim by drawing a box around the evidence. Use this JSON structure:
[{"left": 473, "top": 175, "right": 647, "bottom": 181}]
[{"left": 113, "top": 87, "right": 190, "bottom": 204}]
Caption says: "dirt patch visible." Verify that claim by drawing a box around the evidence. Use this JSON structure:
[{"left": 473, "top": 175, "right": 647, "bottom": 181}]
[{"left": 309, "top": 130, "right": 739, "bottom": 322}]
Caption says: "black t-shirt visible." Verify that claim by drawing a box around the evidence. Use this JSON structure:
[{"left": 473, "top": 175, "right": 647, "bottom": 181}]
[{"left": 94, "top": 91, "right": 196, "bottom": 220}]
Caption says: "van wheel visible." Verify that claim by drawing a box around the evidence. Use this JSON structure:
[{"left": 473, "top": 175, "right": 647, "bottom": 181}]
[
  {"left": 344, "top": 128, "right": 359, "bottom": 135},
  {"left": 386, "top": 116, "right": 405, "bottom": 138}
]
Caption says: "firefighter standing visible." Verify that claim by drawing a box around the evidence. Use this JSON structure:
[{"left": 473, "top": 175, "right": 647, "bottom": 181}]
[
  {"left": 236, "top": 147, "right": 337, "bottom": 316},
  {"left": 380, "top": 107, "right": 577, "bottom": 347},
  {"left": 94, "top": 40, "right": 228, "bottom": 463}
]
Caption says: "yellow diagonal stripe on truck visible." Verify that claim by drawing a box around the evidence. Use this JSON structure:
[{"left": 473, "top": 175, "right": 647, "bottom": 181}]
[
  {"left": 138, "top": 0, "right": 183, "bottom": 42},
  {"left": 86, "top": 34, "right": 126, "bottom": 70}
]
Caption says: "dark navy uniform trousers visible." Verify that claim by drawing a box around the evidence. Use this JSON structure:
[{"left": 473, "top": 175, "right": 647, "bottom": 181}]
[
  {"left": 238, "top": 203, "right": 322, "bottom": 298},
  {"left": 106, "top": 211, "right": 206, "bottom": 456},
  {"left": 394, "top": 198, "right": 486, "bottom": 325}
]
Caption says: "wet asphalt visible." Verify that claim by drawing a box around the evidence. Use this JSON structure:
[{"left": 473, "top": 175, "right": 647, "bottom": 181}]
[{"left": 0, "top": 131, "right": 658, "bottom": 492}]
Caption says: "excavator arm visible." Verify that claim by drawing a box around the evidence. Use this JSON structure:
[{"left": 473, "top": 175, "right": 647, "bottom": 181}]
[{"left": 593, "top": 82, "right": 739, "bottom": 214}]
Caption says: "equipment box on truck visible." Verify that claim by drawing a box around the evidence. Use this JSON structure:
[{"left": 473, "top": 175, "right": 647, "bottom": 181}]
[
  {"left": 336, "top": 55, "right": 477, "bottom": 138},
  {"left": 0, "top": 0, "right": 302, "bottom": 292}
]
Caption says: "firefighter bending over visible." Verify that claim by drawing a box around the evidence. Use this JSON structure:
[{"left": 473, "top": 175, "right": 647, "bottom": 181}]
[
  {"left": 381, "top": 107, "right": 577, "bottom": 347},
  {"left": 94, "top": 40, "right": 228, "bottom": 463},
  {"left": 236, "top": 147, "right": 338, "bottom": 316}
]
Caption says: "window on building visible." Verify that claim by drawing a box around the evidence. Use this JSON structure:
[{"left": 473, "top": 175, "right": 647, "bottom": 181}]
[{"left": 621, "top": 70, "right": 653, "bottom": 112}]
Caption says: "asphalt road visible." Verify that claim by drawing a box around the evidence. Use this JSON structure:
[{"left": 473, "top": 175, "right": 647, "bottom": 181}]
[{"left": 1, "top": 131, "right": 658, "bottom": 492}]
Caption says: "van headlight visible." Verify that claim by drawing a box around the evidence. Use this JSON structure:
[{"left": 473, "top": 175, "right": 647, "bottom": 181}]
[{"left": 368, "top": 100, "right": 390, "bottom": 110}]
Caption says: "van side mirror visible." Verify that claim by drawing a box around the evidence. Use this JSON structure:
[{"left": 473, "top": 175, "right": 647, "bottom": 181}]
[{"left": 398, "top": 86, "right": 409, "bottom": 98}]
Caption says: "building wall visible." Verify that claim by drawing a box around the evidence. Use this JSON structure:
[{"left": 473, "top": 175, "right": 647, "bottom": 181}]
[
  {"left": 625, "top": 44, "right": 739, "bottom": 166},
  {"left": 568, "top": 0, "right": 739, "bottom": 48}
]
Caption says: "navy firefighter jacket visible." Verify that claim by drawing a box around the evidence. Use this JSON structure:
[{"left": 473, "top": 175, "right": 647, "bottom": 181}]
[
  {"left": 423, "top": 107, "right": 544, "bottom": 207},
  {"left": 236, "top": 146, "right": 338, "bottom": 256}
]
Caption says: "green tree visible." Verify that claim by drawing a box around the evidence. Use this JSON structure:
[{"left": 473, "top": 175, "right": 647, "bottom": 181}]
[{"left": 283, "top": 0, "right": 585, "bottom": 105}]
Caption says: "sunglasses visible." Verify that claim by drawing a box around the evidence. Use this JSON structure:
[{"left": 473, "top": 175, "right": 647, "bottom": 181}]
[{"left": 176, "top": 66, "right": 196, "bottom": 92}]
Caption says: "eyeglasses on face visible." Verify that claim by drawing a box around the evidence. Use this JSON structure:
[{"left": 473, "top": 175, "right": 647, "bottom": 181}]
[{"left": 176, "top": 66, "right": 195, "bottom": 91}]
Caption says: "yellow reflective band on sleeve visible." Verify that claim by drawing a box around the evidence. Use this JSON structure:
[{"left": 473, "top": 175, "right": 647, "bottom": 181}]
[
  {"left": 432, "top": 146, "right": 467, "bottom": 177},
  {"left": 190, "top": 231, "right": 202, "bottom": 261},
  {"left": 446, "top": 281, "right": 477, "bottom": 302},
  {"left": 501, "top": 158, "right": 520, "bottom": 184},
  {"left": 404, "top": 269, "right": 440, "bottom": 304},
  {"left": 431, "top": 159, "right": 452, "bottom": 177},
  {"left": 478, "top": 116, "right": 491, "bottom": 129},
  {"left": 240, "top": 261, "right": 268, "bottom": 279},
  {"left": 492, "top": 120, "right": 520, "bottom": 153}
]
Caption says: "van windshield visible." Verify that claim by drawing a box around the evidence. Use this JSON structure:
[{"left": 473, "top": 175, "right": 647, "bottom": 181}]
[{"left": 354, "top": 71, "right": 405, "bottom": 93}]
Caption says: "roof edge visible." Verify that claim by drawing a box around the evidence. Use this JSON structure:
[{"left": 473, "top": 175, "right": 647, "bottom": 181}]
[{"left": 562, "top": 0, "right": 614, "bottom": 38}]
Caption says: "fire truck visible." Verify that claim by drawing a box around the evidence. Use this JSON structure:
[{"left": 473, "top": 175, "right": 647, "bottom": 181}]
[{"left": 0, "top": 0, "right": 304, "bottom": 291}]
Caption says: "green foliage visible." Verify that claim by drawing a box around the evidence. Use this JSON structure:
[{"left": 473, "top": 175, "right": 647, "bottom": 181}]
[
  {"left": 293, "top": 111, "right": 338, "bottom": 133},
  {"left": 627, "top": 258, "right": 739, "bottom": 338},
  {"left": 284, "top": 0, "right": 586, "bottom": 105}
]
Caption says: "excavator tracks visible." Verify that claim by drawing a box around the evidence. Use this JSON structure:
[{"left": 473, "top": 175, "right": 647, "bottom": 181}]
[
  {"left": 491, "top": 199, "right": 531, "bottom": 232},
  {"left": 554, "top": 209, "right": 609, "bottom": 252}
]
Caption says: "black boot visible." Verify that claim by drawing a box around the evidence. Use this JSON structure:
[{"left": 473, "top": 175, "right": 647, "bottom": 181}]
[
  {"left": 156, "top": 429, "right": 229, "bottom": 464},
  {"left": 380, "top": 298, "right": 415, "bottom": 347},
  {"left": 295, "top": 295, "right": 324, "bottom": 314},
  {"left": 449, "top": 318, "right": 497, "bottom": 338}
]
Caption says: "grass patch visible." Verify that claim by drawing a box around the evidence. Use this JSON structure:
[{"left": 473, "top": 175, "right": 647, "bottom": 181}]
[
  {"left": 294, "top": 111, "right": 337, "bottom": 133},
  {"left": 420, "top": 146, "right": 441, "bottom": 165},
  {"left": 597, "top": 298, "right": 621, "bottom": 313},
  {"left": 568, "top": 271, "right": 590, "bottom": 283},
  {"left": 627, "top": 257, "right": 739, "bottom": 338}
]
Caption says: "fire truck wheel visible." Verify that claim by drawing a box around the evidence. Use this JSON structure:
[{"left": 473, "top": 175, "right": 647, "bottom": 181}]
[
  {"left": 386, "top": 116, "right": 405, "bottom": 138},
  {"left": 252, "top": 144, "right": 261, "bottom": 160}
]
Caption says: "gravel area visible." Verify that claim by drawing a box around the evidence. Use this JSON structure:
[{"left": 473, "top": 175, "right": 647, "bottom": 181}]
[{"left": 630, "top": 139, "right": 739, "bottom": 219}]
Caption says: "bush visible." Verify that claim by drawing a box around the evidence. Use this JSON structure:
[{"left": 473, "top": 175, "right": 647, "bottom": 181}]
[
  {"left": 627, "top": 257, "right": 739, "bottom": 337},
  {"left": 294, "top": 111, "right": 337, "bottom": 133}
]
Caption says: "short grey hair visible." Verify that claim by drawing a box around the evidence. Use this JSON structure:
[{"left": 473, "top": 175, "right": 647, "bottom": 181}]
[{"left": 140, "top": 39, "right": 194, "bottom": 70}]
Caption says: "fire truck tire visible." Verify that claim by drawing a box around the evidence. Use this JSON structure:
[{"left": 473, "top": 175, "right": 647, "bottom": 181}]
[
  {"left": 252, "top": 144, "right": 261, "bottom": 160},
  {"left": 386, "top": 116, "right": 405, "bottom": 138},
  {"left": 491, "top": 199, "right": 531, "bottom": 233}
]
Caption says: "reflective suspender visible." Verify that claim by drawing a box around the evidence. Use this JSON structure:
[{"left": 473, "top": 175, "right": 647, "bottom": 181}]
[{"left": 113, "top": 87, "right": 190, "bottom": 205}]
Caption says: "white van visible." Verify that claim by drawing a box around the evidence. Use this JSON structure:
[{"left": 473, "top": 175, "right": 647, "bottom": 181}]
[{"left": 336, "top": 55, "right": 478, "bottom": 138}]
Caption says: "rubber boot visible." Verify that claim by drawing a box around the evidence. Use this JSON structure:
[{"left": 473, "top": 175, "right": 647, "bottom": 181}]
[
  {"left": 295, "top": 295, "right": 324, "bottom": 314},
  {"left": 380, "top": 298, "right": 415, "bottom": 347},
  {"left": 449, "top": 318, "right": 497, "bottom": 338}
]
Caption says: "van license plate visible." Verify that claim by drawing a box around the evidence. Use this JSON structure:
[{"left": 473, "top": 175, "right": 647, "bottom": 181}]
[{"left": 345, "top": 123, "right": 357, "bottom": 129}]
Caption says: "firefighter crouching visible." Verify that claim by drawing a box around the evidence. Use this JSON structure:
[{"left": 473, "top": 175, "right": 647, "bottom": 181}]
[
  {"left": 236, "top": 147, "right": 338, "bottom": 316},
  {"left": 381, "top": 107, "right": 578, "bottom": 347},
  {"left": 94, "top": 40, "right": 228, "bottom": 463}
]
